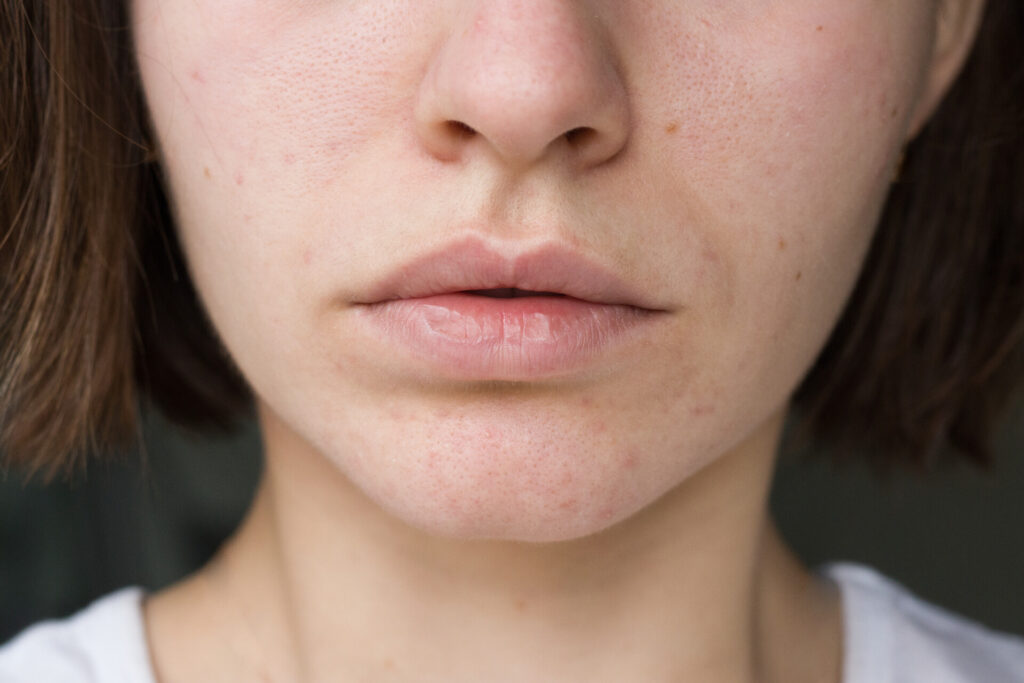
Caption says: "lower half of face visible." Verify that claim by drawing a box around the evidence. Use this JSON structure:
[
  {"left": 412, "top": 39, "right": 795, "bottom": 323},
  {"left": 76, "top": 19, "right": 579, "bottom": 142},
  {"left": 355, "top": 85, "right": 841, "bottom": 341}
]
[{"left": 134, "top": 0, "right": 936, "bottom": 541}]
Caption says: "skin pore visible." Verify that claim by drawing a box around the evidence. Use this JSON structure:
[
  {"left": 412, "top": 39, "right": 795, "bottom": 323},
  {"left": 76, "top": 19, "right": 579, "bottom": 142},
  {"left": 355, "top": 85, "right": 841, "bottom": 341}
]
[{"left": 133, "top": 1, "right": 984, "bottom": 681}]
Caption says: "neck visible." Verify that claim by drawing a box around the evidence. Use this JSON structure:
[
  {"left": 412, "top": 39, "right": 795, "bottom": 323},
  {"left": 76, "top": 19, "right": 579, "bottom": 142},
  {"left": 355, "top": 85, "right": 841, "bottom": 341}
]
[{"left": 146, "top": 410, "right": 842, "bottom": 683}]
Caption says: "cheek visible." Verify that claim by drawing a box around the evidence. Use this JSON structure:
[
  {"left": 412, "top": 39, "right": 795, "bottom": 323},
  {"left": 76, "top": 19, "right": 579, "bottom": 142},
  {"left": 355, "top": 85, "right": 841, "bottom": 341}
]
[{"left": 173, "top": 3, "right": 422, "bottom": 191}]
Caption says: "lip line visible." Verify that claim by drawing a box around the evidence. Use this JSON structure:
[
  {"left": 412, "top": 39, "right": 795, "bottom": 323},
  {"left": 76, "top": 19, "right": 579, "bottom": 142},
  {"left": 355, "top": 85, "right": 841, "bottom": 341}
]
[{"left": 355, "top": 235, "right": 667, "bottom": 311}]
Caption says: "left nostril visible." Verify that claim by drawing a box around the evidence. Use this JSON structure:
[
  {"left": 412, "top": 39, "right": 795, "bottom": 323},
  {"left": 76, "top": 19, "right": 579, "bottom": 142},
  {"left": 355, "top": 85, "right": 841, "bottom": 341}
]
[{"left": 564, "top": 127, "right": 595, "bottom": 146}]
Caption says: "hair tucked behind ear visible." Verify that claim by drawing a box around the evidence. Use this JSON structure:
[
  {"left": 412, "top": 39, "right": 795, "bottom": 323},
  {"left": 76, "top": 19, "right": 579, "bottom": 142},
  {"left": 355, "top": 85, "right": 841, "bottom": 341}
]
[
  {"left": 792, "top": 0, "right": 1024, "bottom": 472},
  {"left": 0, "top": 0, "right": 249, "bottom": 482}
]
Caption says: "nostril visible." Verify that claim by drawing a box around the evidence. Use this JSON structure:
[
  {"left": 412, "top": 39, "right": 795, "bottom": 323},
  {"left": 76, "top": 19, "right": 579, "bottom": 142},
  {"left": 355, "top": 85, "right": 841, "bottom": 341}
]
[
  {"left": 564, "top": 127, "right": 595, "bottom": 147},
  {"left": 446, "top": 121, "right": 476, "bottom": 138}
]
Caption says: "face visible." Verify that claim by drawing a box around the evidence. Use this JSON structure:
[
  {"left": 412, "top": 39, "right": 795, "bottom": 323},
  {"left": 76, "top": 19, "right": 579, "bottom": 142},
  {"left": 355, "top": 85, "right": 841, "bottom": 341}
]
[{"left": 133, "top": 1, "right": 951, "bottom": 541}]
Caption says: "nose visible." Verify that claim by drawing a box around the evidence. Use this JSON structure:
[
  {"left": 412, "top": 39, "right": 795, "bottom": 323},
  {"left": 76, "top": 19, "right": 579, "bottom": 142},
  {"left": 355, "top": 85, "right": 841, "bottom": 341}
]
[{"left": 414, "top": 1, "right": 631, "bottom": 171}]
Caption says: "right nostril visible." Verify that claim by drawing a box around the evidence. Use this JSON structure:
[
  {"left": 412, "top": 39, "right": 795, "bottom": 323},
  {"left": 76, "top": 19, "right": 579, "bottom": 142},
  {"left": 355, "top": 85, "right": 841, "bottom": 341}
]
[{"left": 446, "top": 121, "right": 476, "bottom": 138}]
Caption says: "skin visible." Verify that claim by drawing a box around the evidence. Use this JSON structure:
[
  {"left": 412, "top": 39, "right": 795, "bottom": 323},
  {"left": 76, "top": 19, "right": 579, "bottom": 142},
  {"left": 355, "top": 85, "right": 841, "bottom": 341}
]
[{"left": 132, "top": 1, "right": 985, "bottom": 681}]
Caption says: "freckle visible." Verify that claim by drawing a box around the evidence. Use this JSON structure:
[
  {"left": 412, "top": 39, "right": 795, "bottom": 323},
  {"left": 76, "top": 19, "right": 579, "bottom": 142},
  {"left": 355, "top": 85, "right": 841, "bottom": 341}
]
[
  {"left": 816, "top": 25, "right": 824, "bottom": 32},
  {"left": 778, "top": 238, "right": 787, "bottom": 251},
  {"left": 890, "top": 106, "right": 899, "bottom": 119},
  {"left": 235, "top": 173, "right": 244, "bottom": 186},
  {"left": 203, "top": 166, "right": 211, "bottom": 179},
  {"left": 795, "top": 271, "right": 803, "bottom": 282},
  {"left": 665, "top": 122, "right": 679, "bottom": 134}
]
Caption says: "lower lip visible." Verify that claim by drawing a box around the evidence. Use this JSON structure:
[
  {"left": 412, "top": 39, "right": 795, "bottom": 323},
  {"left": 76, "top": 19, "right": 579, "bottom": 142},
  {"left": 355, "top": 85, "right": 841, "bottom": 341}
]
[{"left": 355, "top": 293, "right": 660, "bottom": 379}]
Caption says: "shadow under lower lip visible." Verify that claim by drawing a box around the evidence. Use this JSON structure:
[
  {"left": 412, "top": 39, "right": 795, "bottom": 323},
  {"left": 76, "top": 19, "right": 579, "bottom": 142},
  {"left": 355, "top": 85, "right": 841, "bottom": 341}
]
[{"left": 356, "top": 293, "right": 657, "bottom": 379}]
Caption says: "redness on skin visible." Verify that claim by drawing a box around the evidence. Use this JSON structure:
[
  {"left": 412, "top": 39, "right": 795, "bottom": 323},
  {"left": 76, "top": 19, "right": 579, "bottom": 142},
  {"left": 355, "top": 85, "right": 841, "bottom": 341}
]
[{"left": 235, "top": 173, "right": 245, "bottom": 186}]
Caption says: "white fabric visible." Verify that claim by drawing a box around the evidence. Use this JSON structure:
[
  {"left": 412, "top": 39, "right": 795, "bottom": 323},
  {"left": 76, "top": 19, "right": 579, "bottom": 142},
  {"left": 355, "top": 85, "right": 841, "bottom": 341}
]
[
  {"left": 822, "top": 562, "right": 1024, "bottom": 683},
  {"left": 1, "top": 562, "right": 1022, "bottom": 682},
  {"left": 0, "top": 588, "right": 154, "bottom": 683}
]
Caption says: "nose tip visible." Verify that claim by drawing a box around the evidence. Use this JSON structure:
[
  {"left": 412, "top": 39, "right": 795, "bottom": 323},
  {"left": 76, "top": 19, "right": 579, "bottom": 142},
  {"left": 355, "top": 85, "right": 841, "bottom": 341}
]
[{"left": 414, "top": 3, "right": 631, "bottom": 170}]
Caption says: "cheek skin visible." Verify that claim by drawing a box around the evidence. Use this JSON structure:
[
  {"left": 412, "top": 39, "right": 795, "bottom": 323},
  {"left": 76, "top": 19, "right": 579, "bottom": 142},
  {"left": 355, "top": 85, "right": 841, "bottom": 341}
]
[{"left": 161, "top": 2, "right": 431, "bottom": 194}]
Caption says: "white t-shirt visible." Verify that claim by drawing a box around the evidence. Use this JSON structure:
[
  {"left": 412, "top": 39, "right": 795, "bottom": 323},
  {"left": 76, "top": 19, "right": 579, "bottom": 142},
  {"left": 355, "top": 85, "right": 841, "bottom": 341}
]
[{"left": 1, "top": 562, "right": 1022, "bottom": 682}]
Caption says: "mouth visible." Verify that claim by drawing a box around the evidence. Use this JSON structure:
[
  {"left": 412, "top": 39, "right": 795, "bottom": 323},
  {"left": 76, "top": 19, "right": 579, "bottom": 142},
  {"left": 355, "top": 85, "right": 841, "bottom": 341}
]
[
  {"left": 355, "top": 236, "right": 665, "bottom": 310},
  {"left": 352, "top": 237, "right": 667, "bottom": 380},
  {"left": 462, "top": 288, "right": 564, "bottom": 298}
]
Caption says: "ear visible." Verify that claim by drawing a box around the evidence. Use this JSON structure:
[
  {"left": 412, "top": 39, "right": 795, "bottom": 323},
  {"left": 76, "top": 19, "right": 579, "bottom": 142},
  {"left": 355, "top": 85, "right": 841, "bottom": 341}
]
[{"left": 906, "top": 0, "right": 988, "bottom": 139}]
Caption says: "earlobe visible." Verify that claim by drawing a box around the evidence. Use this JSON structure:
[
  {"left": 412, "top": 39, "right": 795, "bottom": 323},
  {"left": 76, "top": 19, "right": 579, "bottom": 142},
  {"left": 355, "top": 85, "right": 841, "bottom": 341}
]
[{"left": 906, "top": 0, "right": 988, "bottom": 139}]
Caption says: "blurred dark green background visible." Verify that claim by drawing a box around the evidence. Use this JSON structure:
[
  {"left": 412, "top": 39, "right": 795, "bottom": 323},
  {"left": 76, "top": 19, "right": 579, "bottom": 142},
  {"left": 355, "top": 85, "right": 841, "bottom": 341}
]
[{"left": 2, "top": 397, "right": 1023, "bottom": 643}]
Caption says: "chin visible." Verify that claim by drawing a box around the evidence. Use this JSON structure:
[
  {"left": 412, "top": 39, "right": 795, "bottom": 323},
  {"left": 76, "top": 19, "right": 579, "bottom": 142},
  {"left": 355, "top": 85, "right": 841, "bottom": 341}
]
[{"left": 326, "top": 416, "right": 686, "bottom": 544}]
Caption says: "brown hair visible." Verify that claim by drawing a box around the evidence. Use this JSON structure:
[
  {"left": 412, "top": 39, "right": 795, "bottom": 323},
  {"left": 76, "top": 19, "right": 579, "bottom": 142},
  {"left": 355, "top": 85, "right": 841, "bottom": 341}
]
[{"left": 1, "top": 1, "right": 1022, "bottom": 482}]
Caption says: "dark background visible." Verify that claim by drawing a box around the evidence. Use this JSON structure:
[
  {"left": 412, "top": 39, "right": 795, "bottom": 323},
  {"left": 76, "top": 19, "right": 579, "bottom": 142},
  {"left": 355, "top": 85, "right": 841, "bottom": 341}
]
[{"left": 2, "top": 397, "right": 1023, "bottom": 643}]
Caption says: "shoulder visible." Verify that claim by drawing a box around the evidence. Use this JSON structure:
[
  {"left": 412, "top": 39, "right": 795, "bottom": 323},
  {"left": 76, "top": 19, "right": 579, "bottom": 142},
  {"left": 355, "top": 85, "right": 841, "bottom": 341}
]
[
  {"left": 822, "top": 562, "right": 1024, "bottom": 683},
  {"left": 0, "top": 587, "right": 156, "bottom": 683}
]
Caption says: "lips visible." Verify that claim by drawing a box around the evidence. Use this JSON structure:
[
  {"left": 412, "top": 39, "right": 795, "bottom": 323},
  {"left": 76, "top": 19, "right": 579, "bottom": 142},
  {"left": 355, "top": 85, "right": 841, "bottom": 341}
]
[
  {"left": 352, "top": 237, "right": 666, "bottom": 379},
  {"left": 354, "top": 236, "right": 664, "bottom": 310}
]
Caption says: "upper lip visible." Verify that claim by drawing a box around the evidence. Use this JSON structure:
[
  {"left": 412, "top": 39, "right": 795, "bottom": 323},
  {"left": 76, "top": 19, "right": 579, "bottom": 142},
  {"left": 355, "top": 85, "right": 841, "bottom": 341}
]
[{"left": 357, "top": 236, "right": 663, "bottom": 310}]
